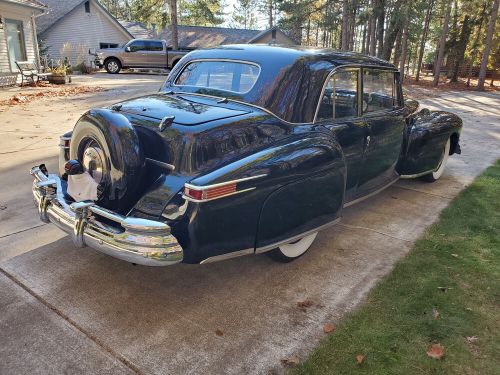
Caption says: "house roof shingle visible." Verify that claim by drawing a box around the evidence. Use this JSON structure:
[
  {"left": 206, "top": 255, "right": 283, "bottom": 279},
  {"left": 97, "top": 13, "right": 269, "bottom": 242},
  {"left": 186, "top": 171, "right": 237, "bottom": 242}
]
[
  {"left": 3, "top": 0, "right": 47, "bottom": 10},
  {"left": 118, "top": 20, "right": 154, "bottom": 40},
  {"left": 157, "top": 25, "right": 263, "bottom": 48}
]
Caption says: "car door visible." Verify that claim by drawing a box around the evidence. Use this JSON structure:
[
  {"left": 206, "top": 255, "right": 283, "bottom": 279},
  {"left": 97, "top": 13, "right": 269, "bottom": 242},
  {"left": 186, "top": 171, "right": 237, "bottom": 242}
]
[
  {"left": 144, "top": 41, "right": 166, "bottom": 68},
  {"left": 355, "top": 69, "right": 405, "bottom": 198},
  {"left": 316, "top": 68, "right": 368, "bottom": 203},
  {"left": 122, "top": 40, "right": 146, "bottom": 67}
]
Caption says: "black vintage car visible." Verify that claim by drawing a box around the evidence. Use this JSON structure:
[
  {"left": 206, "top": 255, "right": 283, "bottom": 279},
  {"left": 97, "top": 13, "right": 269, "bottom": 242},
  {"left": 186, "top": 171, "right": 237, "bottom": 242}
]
[{"left": 31, "top": 45, "right": 462, "bottom": 266}]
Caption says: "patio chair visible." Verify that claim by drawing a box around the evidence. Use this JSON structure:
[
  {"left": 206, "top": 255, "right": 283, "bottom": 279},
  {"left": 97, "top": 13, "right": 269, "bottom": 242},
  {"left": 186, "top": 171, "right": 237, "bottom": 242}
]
[{"left": 15, "top": 61, "right": 51, "bottom": 87}]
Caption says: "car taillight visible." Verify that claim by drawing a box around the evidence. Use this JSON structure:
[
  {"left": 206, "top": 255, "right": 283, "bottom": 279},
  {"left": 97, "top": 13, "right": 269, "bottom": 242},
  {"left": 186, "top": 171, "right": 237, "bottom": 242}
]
[
  {"left": 184, "top": 182, "right": 237, "bottom": 202},
  {"left": 183, "top": 174, "right": 267, "bottom": 203}
]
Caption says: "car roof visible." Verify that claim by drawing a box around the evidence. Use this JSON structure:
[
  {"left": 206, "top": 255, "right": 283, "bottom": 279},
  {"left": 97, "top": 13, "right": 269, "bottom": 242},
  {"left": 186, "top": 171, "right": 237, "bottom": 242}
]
[
  {"left": 186, "top": 44, "right": 395, "bottom": 69},
  {"left": 165, "top": 44, "right": 397, "bottom": 123}
]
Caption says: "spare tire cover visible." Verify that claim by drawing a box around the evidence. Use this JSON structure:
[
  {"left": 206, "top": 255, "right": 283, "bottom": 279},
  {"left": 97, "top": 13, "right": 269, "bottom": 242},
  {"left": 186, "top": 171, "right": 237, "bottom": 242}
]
[{"left": 70, "top": 109, "right": 144, "bottom": 213}]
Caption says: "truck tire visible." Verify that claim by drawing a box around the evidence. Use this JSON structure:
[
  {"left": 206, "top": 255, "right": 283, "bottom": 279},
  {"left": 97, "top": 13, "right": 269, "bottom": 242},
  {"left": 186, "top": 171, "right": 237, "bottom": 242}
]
[{"left": 104, "top": 58, "right": 121, "bottom": 74}]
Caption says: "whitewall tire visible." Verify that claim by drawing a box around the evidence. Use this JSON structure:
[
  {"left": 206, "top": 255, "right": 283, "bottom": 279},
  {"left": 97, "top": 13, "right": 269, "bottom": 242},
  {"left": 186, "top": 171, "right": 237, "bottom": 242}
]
[
  {"left": 421, "top": 138, "right": 450, "bottom": 182},
  {"left": 268, "top": 232, "right": 318, "bottom": 262}
]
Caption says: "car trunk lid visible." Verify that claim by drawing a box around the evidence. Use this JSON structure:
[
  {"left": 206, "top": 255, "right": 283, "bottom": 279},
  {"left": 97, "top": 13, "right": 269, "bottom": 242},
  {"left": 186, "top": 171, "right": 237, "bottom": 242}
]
[{"left": 114, "top": 94, "right": 250, "bottom": 126}]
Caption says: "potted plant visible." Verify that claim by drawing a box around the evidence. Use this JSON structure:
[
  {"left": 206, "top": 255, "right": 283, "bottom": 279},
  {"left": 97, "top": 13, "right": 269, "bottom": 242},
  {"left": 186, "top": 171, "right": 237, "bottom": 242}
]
[{"left": 47, "top": 65, "right": 68, "bottom": 84}]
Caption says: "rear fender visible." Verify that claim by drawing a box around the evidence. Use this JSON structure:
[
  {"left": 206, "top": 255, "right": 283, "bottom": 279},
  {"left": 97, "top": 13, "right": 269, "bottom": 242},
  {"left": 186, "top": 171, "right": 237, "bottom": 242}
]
[
  {"left": 255, "top": 132, "right": 345, "bottom": 252},
  {"left": 397, "top": 110, "right": 462, "bottom": 176},
  {"left": 175, "top": 131, "right": 345, "bottom": 263}
]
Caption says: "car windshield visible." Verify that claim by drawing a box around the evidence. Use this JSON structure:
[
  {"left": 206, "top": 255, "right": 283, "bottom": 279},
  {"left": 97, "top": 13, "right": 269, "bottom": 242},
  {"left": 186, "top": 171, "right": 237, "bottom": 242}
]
[{"left": 174, "top": 60, "right": 260, "bottom": 94}]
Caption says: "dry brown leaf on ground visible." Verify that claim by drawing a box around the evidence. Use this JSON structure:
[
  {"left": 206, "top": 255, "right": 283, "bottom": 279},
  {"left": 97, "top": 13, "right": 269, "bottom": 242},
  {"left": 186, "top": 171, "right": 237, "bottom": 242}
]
[
  {"left": 432, "top": 307, "right": 440, "bottom": 319},
  {"left": 297, "top": 300, "right": 314, "bottom": 309},
  {"left": 0, "top": 86, "right": 106, "bottom": 107},
  {"left": 356, "top": 354, "right": 365, "bottom": 364},
  {"left": 323, "top": 323, "right": 335, "bottom": 333},
  {"left": 215, "top": 329, "right": 224, "bottom": 337},
  {"left": 281, "top": 356, "right": 300, "bottom": 366},
  {"left": 426, "top": 343, "right": 445, "bottom": 359},
  {"left": 466, "top": 336, "right": 478, "bottom": 343}
]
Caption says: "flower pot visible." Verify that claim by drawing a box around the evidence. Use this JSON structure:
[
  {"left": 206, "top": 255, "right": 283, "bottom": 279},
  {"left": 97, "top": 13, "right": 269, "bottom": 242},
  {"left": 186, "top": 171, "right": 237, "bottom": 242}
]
[{"left": 49, "top": 73, "right": 66, "bottom": 84}]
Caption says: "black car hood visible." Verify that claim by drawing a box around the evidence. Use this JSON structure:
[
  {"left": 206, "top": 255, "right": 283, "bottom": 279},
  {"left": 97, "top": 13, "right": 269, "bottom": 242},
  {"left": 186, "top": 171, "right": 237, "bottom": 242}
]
[{"left": 114, "top": 94, "right": 251, "bottom": 126}]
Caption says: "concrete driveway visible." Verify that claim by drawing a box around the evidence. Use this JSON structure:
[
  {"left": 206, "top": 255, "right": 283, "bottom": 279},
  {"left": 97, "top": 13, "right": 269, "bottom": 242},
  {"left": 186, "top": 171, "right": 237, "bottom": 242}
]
[{"left": 1, "top": 75, "right": 499, "bottom": 374}]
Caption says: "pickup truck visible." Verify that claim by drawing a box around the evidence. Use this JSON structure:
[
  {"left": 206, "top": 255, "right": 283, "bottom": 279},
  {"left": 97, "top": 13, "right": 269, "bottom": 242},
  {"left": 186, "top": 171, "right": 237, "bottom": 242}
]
[{"left": 93, "top": 39, "right": 191, "bottom": 74}]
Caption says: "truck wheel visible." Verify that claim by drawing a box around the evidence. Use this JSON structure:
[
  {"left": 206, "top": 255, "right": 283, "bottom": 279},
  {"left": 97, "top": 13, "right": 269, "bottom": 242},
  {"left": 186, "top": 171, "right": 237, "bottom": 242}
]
[
  {"left": 105, "top": 58, "right": 121, "bottom": 74},
  {"left": 420, "top": 138, "right": 451, "bottom": 182},
  {"left": 268, "top": 232, "right": 318, "bottom": 262}
]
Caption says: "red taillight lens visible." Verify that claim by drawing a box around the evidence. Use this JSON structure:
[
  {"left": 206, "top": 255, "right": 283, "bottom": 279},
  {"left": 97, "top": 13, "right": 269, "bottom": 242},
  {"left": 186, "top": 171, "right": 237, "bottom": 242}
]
[{"left": 184, "top": 182, "right": 238, "bottom": 202}]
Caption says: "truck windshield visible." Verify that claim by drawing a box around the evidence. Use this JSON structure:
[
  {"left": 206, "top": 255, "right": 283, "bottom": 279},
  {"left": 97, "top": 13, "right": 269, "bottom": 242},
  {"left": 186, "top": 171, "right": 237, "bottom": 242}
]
[{"left": 174, "top": 60, "right": 260, "bottom": 94}]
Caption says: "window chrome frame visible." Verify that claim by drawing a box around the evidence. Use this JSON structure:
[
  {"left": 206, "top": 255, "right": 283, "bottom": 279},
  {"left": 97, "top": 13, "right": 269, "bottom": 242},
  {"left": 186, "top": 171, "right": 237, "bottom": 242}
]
[
  {"left": 313, "top": 65, "right": 399, "bottom": 124},
  {"left": 172, "top": 58, "right": 262, "bottom": 95}
]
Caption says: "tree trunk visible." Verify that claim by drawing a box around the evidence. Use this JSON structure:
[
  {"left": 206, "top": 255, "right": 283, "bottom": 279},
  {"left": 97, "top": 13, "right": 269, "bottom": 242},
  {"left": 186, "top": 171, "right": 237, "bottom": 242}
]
[
  {"left": 341, "top": 0, "right": 349, "bottom": 51},
  {"left": 478, "top": 0, "right": 499, "bottom": 90},
  {"left": 269, "top": 0, "right": 273, "bottom": 29},
  {"left": 416, "top": 0, "right": 434, "bottom": 81},
  {"left": 450, "top": 16, "right": 471, "bottom": 82},
  {"left": 369, "top": 0, "right": 377, "bottom": 55},
  {"left": 375, "top": 0, "right": 385, "bottom": 57},
  {"left": 169, "top": 0, "right": 178, "bottom": 50},
  {"left": 399, "top": 26, "right": 408, "bottom": 78},
  {"left": 433, "top": 0, "right": 452, "bottom": 87},
  {"left": 362, "top": 22, "right": 367, "bottom": 54},
  {"left": 393, "top": 28, "right": 402, "bottom": 65}
]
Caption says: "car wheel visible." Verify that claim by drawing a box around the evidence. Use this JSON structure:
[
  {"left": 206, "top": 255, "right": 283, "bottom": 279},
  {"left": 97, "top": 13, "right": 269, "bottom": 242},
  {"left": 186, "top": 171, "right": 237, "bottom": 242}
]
[
  {"left": 420, "top": 138, "right": 451, "bottom": 182},
  {"left": 268, "top": 232, "right": 318, "bottom": 262},
  {"left": 104, "top": 59, "right": 121, "bottom": 74}
]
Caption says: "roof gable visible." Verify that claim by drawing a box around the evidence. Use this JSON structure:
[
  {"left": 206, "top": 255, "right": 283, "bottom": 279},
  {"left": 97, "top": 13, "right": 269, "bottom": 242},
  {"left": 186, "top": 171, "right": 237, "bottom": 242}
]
[{"left": 36, "top": 0, "right": 133, "bottom": 38}]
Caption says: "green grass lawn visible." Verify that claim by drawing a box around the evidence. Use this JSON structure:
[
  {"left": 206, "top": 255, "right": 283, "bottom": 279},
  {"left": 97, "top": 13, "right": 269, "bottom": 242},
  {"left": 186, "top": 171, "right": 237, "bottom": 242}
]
[{"left": 294, "top": 161, "right": 500, "bottom": 375}]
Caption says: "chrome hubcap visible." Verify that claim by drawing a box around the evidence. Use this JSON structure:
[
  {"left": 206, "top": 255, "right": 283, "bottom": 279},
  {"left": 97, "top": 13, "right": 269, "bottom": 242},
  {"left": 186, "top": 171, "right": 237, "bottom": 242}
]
[
  {"left": 82, "top": 145, "right": 106, "bottom": 183},
  {"left": 108, "top": 61, "right": 118, "bottom": 72}
]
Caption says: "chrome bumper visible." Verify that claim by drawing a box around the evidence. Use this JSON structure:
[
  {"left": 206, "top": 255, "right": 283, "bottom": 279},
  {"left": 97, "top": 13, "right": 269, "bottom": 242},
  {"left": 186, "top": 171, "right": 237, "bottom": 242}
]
[{"left": 30, "top": 166, "right": 183, "bottom": 266}]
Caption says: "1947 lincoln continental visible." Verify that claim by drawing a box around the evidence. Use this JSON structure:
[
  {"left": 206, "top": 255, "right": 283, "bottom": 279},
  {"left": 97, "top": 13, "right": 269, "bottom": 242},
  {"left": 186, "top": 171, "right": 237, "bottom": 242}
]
[{"left": 30, "top": 45, "right": 462, "bottom": 266}]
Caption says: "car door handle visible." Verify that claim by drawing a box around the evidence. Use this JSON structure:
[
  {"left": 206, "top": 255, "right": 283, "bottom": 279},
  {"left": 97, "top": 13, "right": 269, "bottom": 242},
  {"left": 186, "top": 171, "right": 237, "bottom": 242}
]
[{"left": 366, "top": 135, "right": 371, "bottom": 148}]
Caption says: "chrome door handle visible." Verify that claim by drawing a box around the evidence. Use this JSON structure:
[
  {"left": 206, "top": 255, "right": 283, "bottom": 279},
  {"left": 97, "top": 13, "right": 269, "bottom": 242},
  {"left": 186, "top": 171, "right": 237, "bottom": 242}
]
[{"left": 366, "top": 135, "right": 371, "bottom": 148}]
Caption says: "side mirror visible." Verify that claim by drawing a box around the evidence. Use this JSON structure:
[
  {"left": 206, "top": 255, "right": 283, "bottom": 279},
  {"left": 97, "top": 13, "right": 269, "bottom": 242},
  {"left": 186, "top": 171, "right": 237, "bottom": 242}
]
[
  {"left": 404, "top": 98, "right": 419, "bottom": 115},
  {"left": 125, "top": 46, "right": 131, "bottom": 52}
]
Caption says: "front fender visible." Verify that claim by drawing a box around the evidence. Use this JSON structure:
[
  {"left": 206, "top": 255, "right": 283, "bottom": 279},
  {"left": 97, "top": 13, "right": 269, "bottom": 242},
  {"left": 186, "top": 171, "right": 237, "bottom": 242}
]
[{"left": 397, "top": 110, "right": 462, "bottom": 176}]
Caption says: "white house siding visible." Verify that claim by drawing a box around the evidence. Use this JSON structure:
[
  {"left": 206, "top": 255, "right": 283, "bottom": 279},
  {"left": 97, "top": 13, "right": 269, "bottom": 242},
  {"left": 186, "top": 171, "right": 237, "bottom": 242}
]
[
  {"left": 0, "top": 1, "right": 38, "bottom": 74},
  {"left": 40, "top": 0, "right": 130, "bottom": 66}
]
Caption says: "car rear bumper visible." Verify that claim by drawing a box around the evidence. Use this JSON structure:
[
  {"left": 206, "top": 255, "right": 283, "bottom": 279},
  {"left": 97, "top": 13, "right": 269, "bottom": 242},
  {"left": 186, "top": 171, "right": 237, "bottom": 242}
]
[{"left": 30, "top": 166, "right": 183, "bottom": 266}]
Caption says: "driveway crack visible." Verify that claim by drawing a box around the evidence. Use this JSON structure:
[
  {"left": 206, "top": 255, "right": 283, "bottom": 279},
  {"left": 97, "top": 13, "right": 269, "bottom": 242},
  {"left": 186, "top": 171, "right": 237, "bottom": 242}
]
[
  {"left": 338, "top": 223, "right": 413, "bottom": 243},
  {"left": 0, "top": 267, "right": 144, "bottom": 375}
]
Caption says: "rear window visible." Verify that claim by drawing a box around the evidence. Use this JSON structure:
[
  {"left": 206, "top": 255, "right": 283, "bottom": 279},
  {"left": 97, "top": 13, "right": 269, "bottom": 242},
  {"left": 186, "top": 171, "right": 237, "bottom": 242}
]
[{"left": 175, "top": 60, "right": 260, "bottom": 94}]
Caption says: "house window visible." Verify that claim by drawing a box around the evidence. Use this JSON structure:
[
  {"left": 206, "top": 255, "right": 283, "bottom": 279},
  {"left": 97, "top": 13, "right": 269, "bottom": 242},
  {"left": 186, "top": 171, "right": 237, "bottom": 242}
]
[
  {"left": 99, "top": 42, "right": 119, "bottom": 49},
  {"left": 85, "top": 1, "right": 90, "bottom": 13},
  {"left": 5, "top": 19, "right": 27, "bottom": 72}
]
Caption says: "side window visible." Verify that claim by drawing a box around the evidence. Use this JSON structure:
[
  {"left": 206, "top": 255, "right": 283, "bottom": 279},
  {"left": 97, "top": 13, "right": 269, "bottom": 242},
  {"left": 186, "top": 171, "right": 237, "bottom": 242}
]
[
  {"left": 128, "top": 41, "right": 145, "bottom": 52},
  {"left": 317, "top": 69, "right": 359, "bottom": 122},
  {"left": 363, "top": 69, "right": 396, "bottom": 113},
  {"left": 145, "top": 41, "right": 163, "bottom": 51}
]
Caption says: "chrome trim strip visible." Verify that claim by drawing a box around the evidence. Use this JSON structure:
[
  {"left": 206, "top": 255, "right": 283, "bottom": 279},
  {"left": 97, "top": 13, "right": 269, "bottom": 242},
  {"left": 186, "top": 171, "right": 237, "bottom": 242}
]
[
  {"left": 313, "top": 65, "right": 398, "bottom": 124},
  {"left": 399, "top": 170, "right": 434, "bottom": 179},
  {"left": 185, "top": 174, "right": 267, "bottom": 190},
  {"left": 172, "top": 58, "right": 262, "bottom": 95},
  {"left": 199, "top": 248, "right": 254, "bottom": 264},
  {"left": 343, "top": 178, "right": 399, "bottom": 208},
  {"left": 145, "top": 158, "right": 175, "bottom": 171},
  {"left": 255, "top": 218, "right": 341, "bottom": 254}
]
